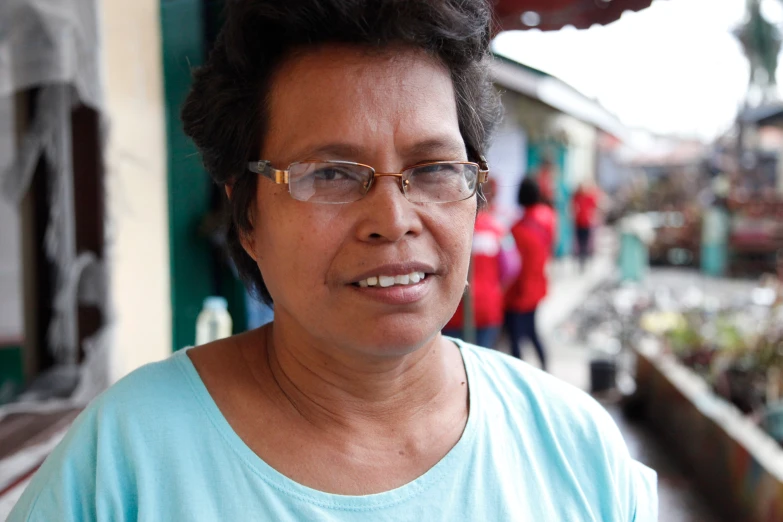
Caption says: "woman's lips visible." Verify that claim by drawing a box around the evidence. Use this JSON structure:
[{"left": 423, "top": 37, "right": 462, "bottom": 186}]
[
  {"left": 349, "top": 274, "right": 432, "bottom": 305},
  {"left": 349, "top": 262, "right": 437, "bottom": 285},
  {"left": 354, "top": 271, "right": 426, "bottom": 288}
]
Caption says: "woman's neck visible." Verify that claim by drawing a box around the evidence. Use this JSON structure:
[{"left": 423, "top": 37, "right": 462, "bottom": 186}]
[{"left": 257, "top": 320, "right": 466, "bottom": 435}]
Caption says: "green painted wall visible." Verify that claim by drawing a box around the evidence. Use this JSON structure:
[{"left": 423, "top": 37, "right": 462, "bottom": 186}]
[
  {"left": 160, "top": 0, "right": 212, "bottom": 350},
  {"left": 527, "top": 141, "right": 573, "bottom": 258},
  {"left": 160, "top": 0, "right": 247, "bottom": 350},
  {"left": 0, "top": 345, "right": 23, "bottom": 405}
]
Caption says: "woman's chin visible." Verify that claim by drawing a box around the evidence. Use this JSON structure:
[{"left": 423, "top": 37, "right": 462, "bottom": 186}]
[{"left": 344, "top": 323, "right": 442, "bottom": 357}]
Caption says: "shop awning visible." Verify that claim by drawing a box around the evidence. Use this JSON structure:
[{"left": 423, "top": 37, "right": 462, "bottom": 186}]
[{"left": 494, "top": 0, "right": 656, "bottom": 32}]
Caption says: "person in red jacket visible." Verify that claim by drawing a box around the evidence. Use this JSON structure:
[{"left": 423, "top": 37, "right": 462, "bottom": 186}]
[
  {"left": 444, "top": 182, "right": 519, "bottom": 348},
  {"left": 573, "top": 182, "right": 599, "bottom": 272},
  {"left": 504, "top": 178, "right": 556, "bottom": 370}
]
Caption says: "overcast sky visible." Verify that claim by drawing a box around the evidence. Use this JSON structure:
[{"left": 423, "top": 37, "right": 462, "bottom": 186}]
[{"left": 491, "top": 0, "right": 777, "bottom": 141}]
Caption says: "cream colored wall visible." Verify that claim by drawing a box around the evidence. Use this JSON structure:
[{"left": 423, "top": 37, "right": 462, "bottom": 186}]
[{"left": 101, "top": 0, "right": 171, "bottom": 380}]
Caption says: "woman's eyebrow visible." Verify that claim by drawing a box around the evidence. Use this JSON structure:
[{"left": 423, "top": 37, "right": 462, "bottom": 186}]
[
  {"left": 285, "top": 138, "right": 466, "bottom": 163},
  {"left": 289, "top": 143, "right": 366, "bottom": 161},
  {"left": 403, "top": 138, "right": 467, "bottom": 160}
]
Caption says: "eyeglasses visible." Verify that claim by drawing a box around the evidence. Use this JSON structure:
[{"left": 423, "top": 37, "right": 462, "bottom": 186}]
[{"left": 247, "top": 158, "right": 489, "bottom": 204}]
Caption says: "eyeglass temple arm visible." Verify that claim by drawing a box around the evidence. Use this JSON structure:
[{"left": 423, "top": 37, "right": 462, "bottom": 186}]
[
  {"left": 478, "top": 155, "right": 490, "bottom": 184},
  {"left": 248, "top": 161, "right": 289, "bottom": 183}
]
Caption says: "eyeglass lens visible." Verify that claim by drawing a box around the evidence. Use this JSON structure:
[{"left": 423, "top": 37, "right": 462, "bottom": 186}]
[{"left": 287, "top": 161, "right": 478, "bottom": 204}]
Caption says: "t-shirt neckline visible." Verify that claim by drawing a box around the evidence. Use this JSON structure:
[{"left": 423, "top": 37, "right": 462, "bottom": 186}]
[{"left": 173, "top": 338, "right": 479, "bottom": 511}]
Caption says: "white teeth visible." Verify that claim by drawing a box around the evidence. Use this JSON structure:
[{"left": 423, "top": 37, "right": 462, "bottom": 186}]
[
  {"left": 379, "top": 276, "right": 396, "bottom": 287},
  {"left": 356, "top": 271, "right": 427, "bottom": 288}
]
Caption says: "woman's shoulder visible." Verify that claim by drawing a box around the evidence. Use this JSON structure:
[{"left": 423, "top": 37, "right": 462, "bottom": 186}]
[
  {"left": 7, "top": 351, "right": 202, "bottom": 521},
  {"left": 94, "top": 349, "right": 197, "bottom": 416},
  {"left": 459, "top": 342, "right": 657, "bottom": 519},
  {"left": 48, "top": 349, "right": 198, "bottom": 453},
  {"left": 460, "top": 343, "right": 620, "bottom": 443},
  {"left": 462, "top": 344, "right": 580, "bottom": 397}
]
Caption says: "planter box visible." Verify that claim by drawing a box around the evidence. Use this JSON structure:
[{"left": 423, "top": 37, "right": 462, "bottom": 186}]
[{"left": 634, "top": 340, "right": 783, "bottom": 522}]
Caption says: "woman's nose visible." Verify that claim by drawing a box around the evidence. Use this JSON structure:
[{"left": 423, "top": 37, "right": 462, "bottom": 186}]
[{"left": 354, "top": 175, "right": 423, "bottom": 243}]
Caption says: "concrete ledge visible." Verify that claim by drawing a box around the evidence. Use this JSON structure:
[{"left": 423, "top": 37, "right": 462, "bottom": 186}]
[{"left": 635, "top": 340, "right": 783, "bottom": 522}]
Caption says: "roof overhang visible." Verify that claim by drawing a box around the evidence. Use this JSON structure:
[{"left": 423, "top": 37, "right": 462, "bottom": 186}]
[
  {"left": 493, "top": 0, "right": 656, "bottom": 32},
  {"left": 490, "top": 55, "right": 628, "bottom": 141}
]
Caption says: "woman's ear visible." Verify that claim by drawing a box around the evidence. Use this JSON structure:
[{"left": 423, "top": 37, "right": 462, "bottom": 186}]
[
  {"left": 241, "top": 233, "right": 258, "bottom": 263},
  {"left": 226, "top": 182, "right": 258, "bottom": 262}
]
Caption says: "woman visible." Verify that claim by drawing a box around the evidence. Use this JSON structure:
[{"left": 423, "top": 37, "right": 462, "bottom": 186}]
[
  {"left": 9, "top": 1, "right": 656, "bottom": 520},
  {"left": 505, "top": 178, "right": 556, "bottom": 370}
]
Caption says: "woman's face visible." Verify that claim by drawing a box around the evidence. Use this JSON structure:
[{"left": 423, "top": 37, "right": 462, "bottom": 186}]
[{"left": 247, "top": 45, "right": 476, "bottom": 356}]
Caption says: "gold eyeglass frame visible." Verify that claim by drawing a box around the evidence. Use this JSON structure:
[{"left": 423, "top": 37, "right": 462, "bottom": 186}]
[{"left": 247, "top": 157, "right": 490, "bottom": 203}]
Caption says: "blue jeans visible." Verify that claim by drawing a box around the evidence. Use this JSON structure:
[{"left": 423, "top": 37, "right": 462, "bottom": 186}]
[
  {"left": 442, "top": 327, "right": 500, "bottom": 349},
  {"left": 505, "top": 309, "right": 547, "bottom": 370}
]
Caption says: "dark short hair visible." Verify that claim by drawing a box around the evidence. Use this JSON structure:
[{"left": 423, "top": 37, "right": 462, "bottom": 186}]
[
  {"left": 182, "top": 0, "right": 502, "bottom": 304},
  {"left": 517, "top": 177, "right": 542, "bottom": 208}
]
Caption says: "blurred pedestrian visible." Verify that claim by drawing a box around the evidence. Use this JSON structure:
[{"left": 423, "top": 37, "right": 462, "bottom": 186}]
[
  {"left": 505, "top": 178, "right": 556, "bottom": 370},
  {"left": 444, "top": 180, "right": 520, "bottom": 348},
  {"left": 573, "top": 182, "right": 600, "bottom": 272},
  {"left": 536, "top": 158, "right": 556, "bottom": 207}
]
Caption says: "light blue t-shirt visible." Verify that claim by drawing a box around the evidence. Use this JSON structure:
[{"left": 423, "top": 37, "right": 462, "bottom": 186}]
[{"left": 9, "top": 341, "right": 657, "bottom": 521}]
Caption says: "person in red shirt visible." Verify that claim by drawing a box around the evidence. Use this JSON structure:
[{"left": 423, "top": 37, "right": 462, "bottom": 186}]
[
  {"left": 572, "top": 183, "right": 599, "bottom": 272},
  {"left": 504, "top": 178, "right": 556, "bottom": 370},
  {"left": 444, "top": 181, "right": 519, "bottom": 348}
]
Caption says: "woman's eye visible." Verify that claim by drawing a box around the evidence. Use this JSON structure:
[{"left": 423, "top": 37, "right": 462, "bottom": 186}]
[
  {"left": 314, "top": 168, "right": 352, "bottom": 181},
  {"left": 417, "top": 164, "right": 446, "bottom": 174},
  {"left": 417, "top": 163, "right": 460, "bottom": 174},
  {"left": 412, "top": 164, "right": 462, "bottom": 181}
]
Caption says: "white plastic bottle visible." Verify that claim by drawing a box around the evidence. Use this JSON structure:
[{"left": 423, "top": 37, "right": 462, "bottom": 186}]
[{"left": 195, "top": 297, "right": 233, "bottom": 345}]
